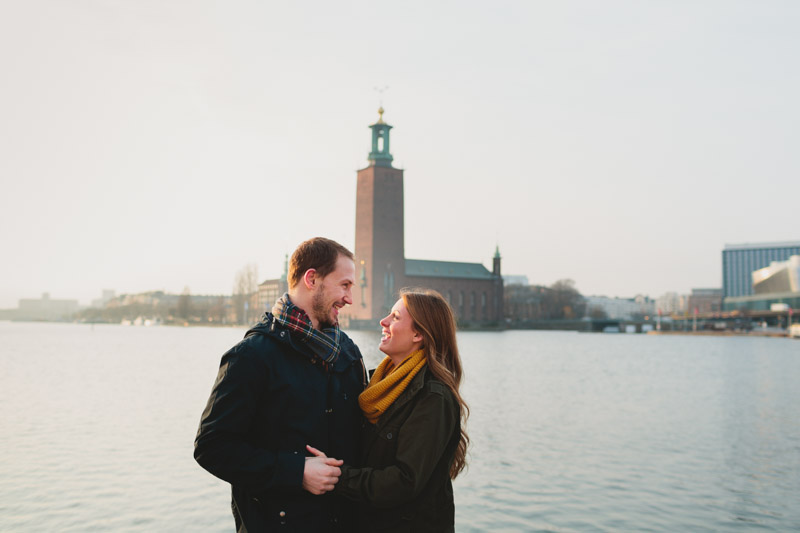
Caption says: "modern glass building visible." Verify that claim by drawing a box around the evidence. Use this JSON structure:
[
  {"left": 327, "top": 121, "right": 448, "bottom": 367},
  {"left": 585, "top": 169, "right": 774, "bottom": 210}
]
[
  {"left": 723, "top": 292, "right": 800, "bottom": 312},
  {"left": 722, "top": 241, "right": 800, "bottom": 298},
  {"left": 753, "top": 255, "right": 800, "bottom": 295}
]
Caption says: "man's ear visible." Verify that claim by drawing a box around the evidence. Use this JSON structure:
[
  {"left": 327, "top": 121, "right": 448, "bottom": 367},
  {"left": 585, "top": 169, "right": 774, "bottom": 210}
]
[{"left": 303, "top": 269, "right": 317, "bottom": 290}]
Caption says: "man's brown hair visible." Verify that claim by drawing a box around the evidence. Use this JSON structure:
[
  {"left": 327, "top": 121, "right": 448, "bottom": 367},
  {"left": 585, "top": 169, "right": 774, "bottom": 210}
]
[{"left": 288, "top": 237, "right": 354, "bottom": 289}]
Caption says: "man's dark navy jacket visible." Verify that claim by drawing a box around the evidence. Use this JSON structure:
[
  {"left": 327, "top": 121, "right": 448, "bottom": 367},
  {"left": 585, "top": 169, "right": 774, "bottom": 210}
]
[{"left": 194, "top": 313, "right": 366, "bottom": 532}]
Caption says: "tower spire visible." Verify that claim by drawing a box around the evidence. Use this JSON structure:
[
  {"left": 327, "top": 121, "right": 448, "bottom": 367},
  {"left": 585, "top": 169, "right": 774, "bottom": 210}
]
[{"left": 368, "top": 107, "right": 393, "bottom": 167}]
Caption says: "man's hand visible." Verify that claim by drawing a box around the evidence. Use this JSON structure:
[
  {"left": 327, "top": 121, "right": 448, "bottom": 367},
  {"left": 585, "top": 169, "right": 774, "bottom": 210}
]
[{"left": 302, "top": 445, "right": 343, "bottom": 495}]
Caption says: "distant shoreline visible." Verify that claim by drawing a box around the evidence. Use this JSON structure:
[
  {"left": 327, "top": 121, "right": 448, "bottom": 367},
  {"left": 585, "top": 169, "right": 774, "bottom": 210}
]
[{"left": 647, "top": 330, "right": 791, "bottom": 338}]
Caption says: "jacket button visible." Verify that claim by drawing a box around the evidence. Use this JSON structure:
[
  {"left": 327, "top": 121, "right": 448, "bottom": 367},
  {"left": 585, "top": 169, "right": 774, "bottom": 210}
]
[
  {"left": 280, "top": 331, "right": 285, "bottom": 337},
  {"left": 279, "top": 511, "right": 286, "bottom": 517},
  {"left": 386, "top": 432, "right": 392, "bottom": 439}
]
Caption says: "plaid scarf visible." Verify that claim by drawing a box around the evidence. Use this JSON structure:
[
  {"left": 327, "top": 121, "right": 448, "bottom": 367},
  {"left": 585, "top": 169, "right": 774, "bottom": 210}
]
[{"left": 271, "top": 293, "right": 342, "bottom": 365}]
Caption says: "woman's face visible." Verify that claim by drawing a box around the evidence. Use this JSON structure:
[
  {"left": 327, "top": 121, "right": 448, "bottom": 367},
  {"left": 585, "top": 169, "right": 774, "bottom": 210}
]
[{"left": 379, "top": 298, "right": 423, "bottom": 361}]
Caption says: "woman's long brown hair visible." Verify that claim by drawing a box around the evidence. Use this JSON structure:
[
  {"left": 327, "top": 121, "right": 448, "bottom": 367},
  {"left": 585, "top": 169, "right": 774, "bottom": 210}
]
[{"left": 401, "top": 288, "right": 469, "bottom": 479}]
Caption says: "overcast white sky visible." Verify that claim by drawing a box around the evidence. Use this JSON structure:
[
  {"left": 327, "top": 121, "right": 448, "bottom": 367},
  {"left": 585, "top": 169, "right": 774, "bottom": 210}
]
[{"left": 1, "top": 1, "right": 798, "bottom": 308}]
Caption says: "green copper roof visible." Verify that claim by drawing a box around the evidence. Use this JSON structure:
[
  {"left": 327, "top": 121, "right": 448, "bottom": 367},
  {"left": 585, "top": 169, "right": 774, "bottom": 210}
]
[
  {"left": 405, "top": 259, "right": 494, "bottom": 280},
  {"left": 368, "top": 108, "right": 393, "bottom": 167}
]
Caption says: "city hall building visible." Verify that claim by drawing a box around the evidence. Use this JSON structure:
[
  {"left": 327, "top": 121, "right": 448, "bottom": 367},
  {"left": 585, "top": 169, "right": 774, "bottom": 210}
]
[{"left": 343, "top": 109, "right": 503, "bottom": 327}]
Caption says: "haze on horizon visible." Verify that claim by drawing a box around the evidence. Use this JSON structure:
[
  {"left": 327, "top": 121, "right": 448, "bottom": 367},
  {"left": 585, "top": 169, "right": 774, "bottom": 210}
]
[{"left": 1, "top": 1, "right": 798, "bottom": 309}]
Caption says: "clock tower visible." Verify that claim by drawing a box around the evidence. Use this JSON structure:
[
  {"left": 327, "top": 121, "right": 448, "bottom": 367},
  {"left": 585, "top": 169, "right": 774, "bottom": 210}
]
[{"left": 351, "top": 108, "right": 406, "bottom": 322}]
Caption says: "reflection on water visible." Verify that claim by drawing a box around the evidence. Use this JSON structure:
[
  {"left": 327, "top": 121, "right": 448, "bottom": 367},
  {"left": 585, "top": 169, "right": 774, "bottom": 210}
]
[{"left": 0, "top": 323, "right": 798, "bottom": 531}]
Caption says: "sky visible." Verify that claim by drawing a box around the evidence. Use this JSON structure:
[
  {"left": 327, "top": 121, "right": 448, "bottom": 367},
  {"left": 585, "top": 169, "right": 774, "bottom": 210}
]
[{"left": 1, "top": 0, "right": 798, "bottom": 308}]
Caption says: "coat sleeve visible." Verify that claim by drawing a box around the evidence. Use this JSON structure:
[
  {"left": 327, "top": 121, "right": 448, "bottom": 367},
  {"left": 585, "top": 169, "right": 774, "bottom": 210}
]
[
  {"left": 193, "top": 342, "right": 304, "bottom": 493},
  {"left": 334, "top": 384, "right": 458, "bottom": 508}
]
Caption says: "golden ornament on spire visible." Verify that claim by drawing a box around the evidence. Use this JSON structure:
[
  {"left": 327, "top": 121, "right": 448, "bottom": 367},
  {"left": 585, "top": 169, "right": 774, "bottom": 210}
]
[{"left": 377, "top": 106, "right": 385, "bottom": 124}]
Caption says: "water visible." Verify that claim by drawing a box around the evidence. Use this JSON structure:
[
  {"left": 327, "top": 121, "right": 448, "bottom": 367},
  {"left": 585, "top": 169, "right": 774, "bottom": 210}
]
[{"left": 1, "top": 322, "right": 798, "bottom": 532}]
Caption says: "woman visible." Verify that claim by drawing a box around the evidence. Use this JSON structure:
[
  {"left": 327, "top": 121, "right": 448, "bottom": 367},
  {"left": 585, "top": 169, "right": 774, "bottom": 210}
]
[{"left": 308, "top": 288, "right": 469, "bottom": 532}]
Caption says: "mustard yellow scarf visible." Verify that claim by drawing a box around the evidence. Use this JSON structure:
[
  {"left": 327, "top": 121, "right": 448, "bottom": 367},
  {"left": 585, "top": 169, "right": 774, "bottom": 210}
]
[{"left": 359, "top": 350, "right": 427, "bottom": 424}]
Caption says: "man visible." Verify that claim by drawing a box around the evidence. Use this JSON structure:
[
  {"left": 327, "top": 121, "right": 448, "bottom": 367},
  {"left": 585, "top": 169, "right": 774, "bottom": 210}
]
[{"left": 195, "top": 237, "right": 367, "bottom": 532}]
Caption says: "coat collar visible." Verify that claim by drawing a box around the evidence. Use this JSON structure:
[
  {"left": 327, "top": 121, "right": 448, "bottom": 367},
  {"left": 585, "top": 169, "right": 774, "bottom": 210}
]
[
  {"left": 246, "top": 313, "right": 361, "bottom": 374},
  {"left": 374, "top": 365, "right": 429, "bottom": 432}
]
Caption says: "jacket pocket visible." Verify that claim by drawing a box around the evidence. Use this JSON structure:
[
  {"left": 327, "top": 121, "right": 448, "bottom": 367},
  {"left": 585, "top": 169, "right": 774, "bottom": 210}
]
[
  {"left": 379, "top": 424, "right": 400, "bottom": 443},
  {"left": 367, "top": 422, "right": 401, "bottom": 468}
]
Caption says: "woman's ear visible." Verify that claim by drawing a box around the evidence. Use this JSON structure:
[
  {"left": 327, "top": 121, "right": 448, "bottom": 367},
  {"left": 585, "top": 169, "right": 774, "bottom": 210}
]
[{"left": 412, "top": 330, "right": 423, "bottom": 343}]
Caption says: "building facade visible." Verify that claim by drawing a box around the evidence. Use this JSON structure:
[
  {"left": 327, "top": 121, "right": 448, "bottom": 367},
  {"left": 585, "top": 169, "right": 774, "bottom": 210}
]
[
  {"left": 655, "top": 291, "right": 687, "bottom": 315},
  {"left": 722, "top": 241, "right": 800, "bottom": 298},
  {"left": 752, "top": 255, "right": 800, "bottom": 295},
  {"left": 258, "top": 255, "right": 289, "bottom": 314},
  {"left": 17, "top": 293, "right": 79, "bottom": 321},
  {"left": 584, "top": 295, "right": 654, "bottom": 320},
  {"left": 345, "top": 109, "right": 503, "bottom": 327},
  {"left": 91, "top": 289, "right": 116, "bottom": 309},
  {"left": 686, "top": 288, "right": 722, "bottom": 314},
  {"left": 724, "top": 254, "right": 800, "bottom": 313}
]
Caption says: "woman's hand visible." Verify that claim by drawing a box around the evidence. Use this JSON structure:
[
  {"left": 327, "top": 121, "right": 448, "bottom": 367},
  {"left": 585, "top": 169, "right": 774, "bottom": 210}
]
[{"left": 302, "top": 445, "right": 343, "bottom": 495}]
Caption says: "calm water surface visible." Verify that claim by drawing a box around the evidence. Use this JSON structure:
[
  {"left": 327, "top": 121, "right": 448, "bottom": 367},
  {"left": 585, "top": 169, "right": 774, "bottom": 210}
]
[{"left": 0, "top": 321, "right": 798, "bottom": 532}]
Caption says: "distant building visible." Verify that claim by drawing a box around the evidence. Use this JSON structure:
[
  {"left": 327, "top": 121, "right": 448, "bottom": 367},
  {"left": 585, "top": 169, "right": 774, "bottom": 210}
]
[
  {"left": 686, "top": 288, "right": 722, "bottom": 314},
  {"left": 752, "top": 255, "right": 800, "bottom": 295},
  {"left": 258, "top": 254, "right": 289, "bottom": 314},
  {"left": 17, "top": 293, "right": 78, "bottom": 321},
  {"left": 584, "top": 295, "right": 654, "bottom": 320},
  {"left": 724, "top": 255, "right": 800, "bottom": 312},
  {"left": 91, "top": 289, "right": 116, "bottom": 308},
  {"left": 111, "top": 291, "right": 168, "bottom": 307},
  {"left": 503, "top": 275, "right": 530, "bottom": 286},
  {"left": 344, "top": 109, "right": 503, "bottom": 327},
  {"left": 722, "top": 241, "right": 800, "bottom": 298},
  {"left": 102, "top": 290, "right": 232, "bottom": 323},
  {"left": 655, "top": 292, "right": 686, "bottom": 315}
]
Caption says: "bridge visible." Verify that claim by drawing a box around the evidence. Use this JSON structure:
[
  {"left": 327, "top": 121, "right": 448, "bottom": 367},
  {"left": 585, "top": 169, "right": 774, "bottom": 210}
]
[
  {"left": 657, "top": 308, "right": 795, "bottom": 332},
  {"left": 580, "top": 308, "right": 796, "bottom": 333},
  {"left": 504, "top": 308, "right": 796, "bottom": 333}
]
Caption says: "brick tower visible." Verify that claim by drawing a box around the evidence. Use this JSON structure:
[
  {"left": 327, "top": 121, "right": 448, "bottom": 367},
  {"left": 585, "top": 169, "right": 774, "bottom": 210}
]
[{"left": 350, "top": 108, "right": 405, "bottom": 323}]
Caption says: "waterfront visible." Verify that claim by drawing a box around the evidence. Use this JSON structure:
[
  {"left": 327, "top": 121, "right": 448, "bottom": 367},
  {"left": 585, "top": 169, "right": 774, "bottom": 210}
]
[{"left": 1, "top": 321, "right": 798, "bottom": 531}]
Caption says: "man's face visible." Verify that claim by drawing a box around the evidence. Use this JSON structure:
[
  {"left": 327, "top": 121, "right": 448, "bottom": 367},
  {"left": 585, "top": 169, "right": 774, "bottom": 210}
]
[{"left": 310, "top": 255, "right": 355, "bottom": 329}]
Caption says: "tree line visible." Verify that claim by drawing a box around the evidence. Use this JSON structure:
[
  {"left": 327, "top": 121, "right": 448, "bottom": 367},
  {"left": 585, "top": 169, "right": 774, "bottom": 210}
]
[
  {"left": 504, "top": 279, "right": 589, "bottom": 323},
  {"left": 75, "top": 264, "right": 262, "bottom": 325}
]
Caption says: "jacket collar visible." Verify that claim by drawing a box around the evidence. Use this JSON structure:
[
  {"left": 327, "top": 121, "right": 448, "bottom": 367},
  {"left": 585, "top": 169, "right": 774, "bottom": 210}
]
[
  {"left": 246, "top": 313, "right": 361, "bottom": 373},
  {"left": 374, "top": 365, "right": 429, "bottom": 432}
]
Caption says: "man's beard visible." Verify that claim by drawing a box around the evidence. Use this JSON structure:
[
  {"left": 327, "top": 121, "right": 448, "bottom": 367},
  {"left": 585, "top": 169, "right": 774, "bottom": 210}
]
[{"left": 311, "top": 285, "right": 337, "bottom": 329}]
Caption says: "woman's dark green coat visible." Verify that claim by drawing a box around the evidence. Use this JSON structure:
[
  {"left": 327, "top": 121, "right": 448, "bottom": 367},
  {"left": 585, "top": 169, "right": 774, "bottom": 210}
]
[{"left": 335, "top": 366, "right": 461, "bottom": 532}]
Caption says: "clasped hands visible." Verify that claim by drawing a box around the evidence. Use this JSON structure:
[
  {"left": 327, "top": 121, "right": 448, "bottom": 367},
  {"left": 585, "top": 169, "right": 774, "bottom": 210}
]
[{"left": 302, "top": 444, "right": 342, "bottom": 495}]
